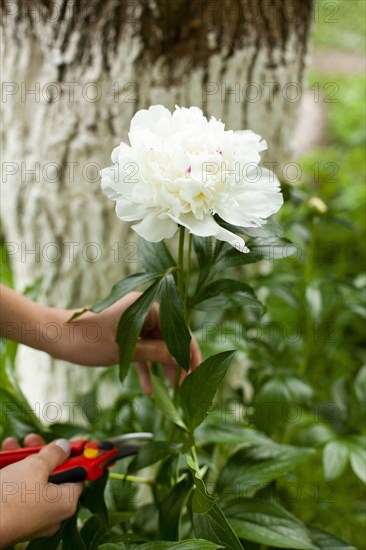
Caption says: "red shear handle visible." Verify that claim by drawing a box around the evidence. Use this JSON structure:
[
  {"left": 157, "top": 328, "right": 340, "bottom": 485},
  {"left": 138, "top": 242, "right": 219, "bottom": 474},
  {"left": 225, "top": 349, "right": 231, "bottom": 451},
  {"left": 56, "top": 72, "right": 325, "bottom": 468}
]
[
  {"left": 48, "top": 444, "right": 119, "bottom": 483},
  {"left": 0, "top": 439, "right": 86, "bottom": 469},
  {"left": 0, "top": 446, "right": 44, "bottom": 468}
]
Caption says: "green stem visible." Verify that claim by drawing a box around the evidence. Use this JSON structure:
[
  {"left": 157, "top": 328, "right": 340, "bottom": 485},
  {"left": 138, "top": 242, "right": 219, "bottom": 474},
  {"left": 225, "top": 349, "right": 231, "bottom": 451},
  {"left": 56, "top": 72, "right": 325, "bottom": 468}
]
[
  {"left": 191, "top": 445, "right": 199, "bottom": 470},
  {"left": 173, "top": 227, "right": 186, "bottom": 404},
  {"left": 178, "top": 226, "right": 185, "bottom": 296},
  {"left": 185, "top": 233, "right": 192, "bottom": 320},
  {"left": 173, "top": 365, "right": 181, "bottom": 405},
  {"left": 108, "top": 473, "right": 154, "bottom": 485}
]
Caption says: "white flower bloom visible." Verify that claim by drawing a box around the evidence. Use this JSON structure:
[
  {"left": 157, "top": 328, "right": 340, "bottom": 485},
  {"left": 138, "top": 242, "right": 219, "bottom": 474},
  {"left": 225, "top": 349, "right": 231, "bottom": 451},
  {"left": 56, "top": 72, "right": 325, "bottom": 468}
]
[{"left": 101, "top": 105, "right": 283, "bottom": 252}]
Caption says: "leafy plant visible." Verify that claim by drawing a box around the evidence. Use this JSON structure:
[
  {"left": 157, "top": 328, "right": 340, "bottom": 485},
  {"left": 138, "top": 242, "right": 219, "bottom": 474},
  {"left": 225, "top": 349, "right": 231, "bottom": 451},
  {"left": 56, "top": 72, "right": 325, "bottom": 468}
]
[
  {"left": 1, "top": 65, "right": 365, "bottom": 550},
  {"left": 1, "top": 211, "right": 361, "bottom": 548}
]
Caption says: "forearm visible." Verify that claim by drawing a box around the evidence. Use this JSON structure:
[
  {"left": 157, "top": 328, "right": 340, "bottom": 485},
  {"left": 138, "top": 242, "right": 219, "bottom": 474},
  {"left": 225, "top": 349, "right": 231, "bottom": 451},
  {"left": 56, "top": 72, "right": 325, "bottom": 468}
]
[
  {"left": 0, "top": 284, "right": 72, "bottom": 357},
  {"left": 0, "top": 284, "right": 115, "bottom": 364},
  {"left": 0, "top": 285, "right": 188, "bottom": 372}
]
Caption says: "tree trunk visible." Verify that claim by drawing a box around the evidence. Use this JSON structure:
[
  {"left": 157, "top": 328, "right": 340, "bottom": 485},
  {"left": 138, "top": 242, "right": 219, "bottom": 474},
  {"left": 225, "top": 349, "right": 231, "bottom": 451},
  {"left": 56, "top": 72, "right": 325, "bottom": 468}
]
[{"left": 0, "top": 0, "right": 313, "bottom": 410}]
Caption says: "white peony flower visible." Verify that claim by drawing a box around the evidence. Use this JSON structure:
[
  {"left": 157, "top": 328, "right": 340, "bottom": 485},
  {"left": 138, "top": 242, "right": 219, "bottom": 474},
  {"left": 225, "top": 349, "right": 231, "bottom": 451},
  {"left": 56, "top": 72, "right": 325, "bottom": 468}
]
[{"left": 101, "top": 105, "right": 283, "bottom": 253}]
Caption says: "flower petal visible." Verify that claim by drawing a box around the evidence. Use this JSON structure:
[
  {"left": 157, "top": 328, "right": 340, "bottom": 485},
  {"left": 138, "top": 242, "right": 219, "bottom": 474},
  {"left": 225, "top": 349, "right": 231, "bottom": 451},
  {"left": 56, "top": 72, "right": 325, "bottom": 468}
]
[
  {"left": 115, "top": 200, "right": 148, "bottom": 222},
  {"left": 167, "top": 213, "right": 249, "bottom": 253},
  {"left": 216, "top": 168, "right": 283, "bottom": 227},
  {"left": 100, "top": 166, "right": 121, "bottom": 200},
  {"left": 130, "top": 105, "right": 172, "bottom": 133},
  {"left": 215, "top": 203, "right": 263, "bottom": 228},
  {"left": 132, "top": 212, "right": 178, "bottom": 242}
]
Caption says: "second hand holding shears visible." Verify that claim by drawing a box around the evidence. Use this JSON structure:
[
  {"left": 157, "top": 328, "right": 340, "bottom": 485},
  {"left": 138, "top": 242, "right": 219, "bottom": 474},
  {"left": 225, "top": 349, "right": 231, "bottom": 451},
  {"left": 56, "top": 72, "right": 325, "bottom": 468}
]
[{"left": 0, "top": 432, "right": 153, "bottom": 484}]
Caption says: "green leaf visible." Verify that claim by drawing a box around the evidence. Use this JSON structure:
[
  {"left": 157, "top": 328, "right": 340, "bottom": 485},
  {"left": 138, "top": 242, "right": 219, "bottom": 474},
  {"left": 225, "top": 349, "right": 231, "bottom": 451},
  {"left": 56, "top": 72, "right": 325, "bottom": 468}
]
[
  {"left": 139, "top": 239, "right": 175, "bottom": 273},
  {"left": 193, "top": 236, "right": 213, "bottom": 286},
  {"left": 91, "top": 273, "right": 162, "bottom": 313},
  {"left": 306, "top": 282, "right": 322, "bottom": 322},
  {"left": 347, "top": 436, "right": 366, "bottom": 483},
  {"left": 71, "top": 273, "right": 162, "bottom": 319},
  {"left": 192, "top": 280, "right": 262, "bottom": 312},
  {"left": 151, "top": 374, "right": 188, "bottom": 430},
  {"left": 186, "top": 454, "right": 217, "bottom": 513},
  {"left": 186, "top": 455, "right": 242, "bottom": 549},
  {"left": 159, "top": 274, "right": 191, "bottom": 371},
  {"left": 350, "top": 448, "right": 366, "bottom": 483},
  {"left": 159, "top": 476, "right": 194, "bottom": 540},
  {"left": 297, "top": 424, "right": 335, "bottom": 447},
  {"left": 322, "top": 440, "right": 349, "bottom": 480},
  {"left": 140, "top": 541, "right": 224, "bottom": 549},
  {"left": 181, "top": 351, "right": 236, "bottom": 431},
  {"left": 108, "top": 511, "right": 136, "bottom": 527},
  {"left": 97, "top": 545, "right": 128, "bottom": 550},
  {"left": 80, "top": 515, "right": 110, "bottom": 550},
  {"left": 331, "top": 377, "right": 349, "bottom": 418},
  {"left": 215, "top": 218, "right": 284, "bottom": 239},
  {"left": 0, "top": 334, "right": 17, "bottom": 369},
  {"left": 193, "top": 235, "right": 213, "bottom": 265},
  {"left": 98, "top": 541, "right": 224, "bottom": 549},
  {"left": 192, "top": 503, "right": 244, "bottom": 550},
  {"left": 22, "top": 276, "right": 44, "bottom": 301},
  {"left": 308, "top": 526, "right": 356, "bottom": 549},
  {"left": 117, "top": 281, "right": 162, "bottom": 383},
  {"left": 217, "top": 443, "right": 315, "bottom": 495},
  {"left": 62, "top": 514, "right": 86, "bottom": 550},
  {"left": 128, "top": 441, "right": 182, "bottom": 472},
  {"left": 80, "top": 471, "right": 109, "bottom": 523},
  {"left": 248, "top": 237, "right": 297, "bottom": 260},
  {"left": 354, "top": 365, "right": 366, "bottom": 407},
  {"left": 49, "top": 422, "right": 88, "bottom": 440},
  {"left": 223, "top": 499, "right": 316, "bottom": 549},
  {"left": 68, "top": 308, "right": 91, "bottom": 321},
  {"left": 0, "top": 243, "right": 15, "bottom": 287},
  {"left": 252, "top": 375, "right": 313, "bottom": 434},
  {"left": 108, "top": 477, "right": 138, "bottom": 512},
  {"left": 196, "top": 423, "right": 271, "bottom": 446},
  {"left": 0, "top": 358, "right": 45, "bottom": 439},
  {"left": 155, "top": 454, "right": 179, "bottom": 485},
  {"left": 26, "top": 530, "right": 63, "bottom": 550},
  {"left": 213, "top": 237, "right": 295, "bottom": 272}
]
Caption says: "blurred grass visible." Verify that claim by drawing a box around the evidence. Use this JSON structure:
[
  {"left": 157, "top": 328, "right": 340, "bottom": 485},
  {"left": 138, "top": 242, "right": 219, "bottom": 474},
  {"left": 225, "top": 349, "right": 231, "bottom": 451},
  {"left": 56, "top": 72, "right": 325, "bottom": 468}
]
[
  {"left": 312, "top": 0, "right": 366, "bottom": 53},
  {"left": 0, "top": 244, "right": 14, "bottom": 288},
  {"left": 275, "top": 66, "right": 365, "bottom": 381},
  {"left": 324, "top": 74, "right": 366, "bottom": 147},
  {"left": 266, "top": 50, "right": 366, "bottom": 547},
  {"left": 301, "top": 72, "right": 366, "bottom": 238}
]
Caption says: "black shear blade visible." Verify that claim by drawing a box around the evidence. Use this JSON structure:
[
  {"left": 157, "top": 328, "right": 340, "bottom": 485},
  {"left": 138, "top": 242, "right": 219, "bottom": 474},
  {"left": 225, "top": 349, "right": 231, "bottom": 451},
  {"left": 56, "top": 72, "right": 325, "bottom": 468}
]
[
  {"left": 102, "top": 443, "right": 142, "bottom": 468},
  {"left": 114, "top": 443, "right": 142, "bottom": 459},
  {"left": 99, "top": 433, "right": 153, "bottom": 466}
]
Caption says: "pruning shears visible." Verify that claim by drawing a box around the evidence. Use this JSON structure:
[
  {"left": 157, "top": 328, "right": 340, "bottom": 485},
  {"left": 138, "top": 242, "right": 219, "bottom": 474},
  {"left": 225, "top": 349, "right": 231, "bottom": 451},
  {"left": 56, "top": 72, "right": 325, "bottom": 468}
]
[{"left": 0, "top": 432, "right": 153, "bottom": 484}]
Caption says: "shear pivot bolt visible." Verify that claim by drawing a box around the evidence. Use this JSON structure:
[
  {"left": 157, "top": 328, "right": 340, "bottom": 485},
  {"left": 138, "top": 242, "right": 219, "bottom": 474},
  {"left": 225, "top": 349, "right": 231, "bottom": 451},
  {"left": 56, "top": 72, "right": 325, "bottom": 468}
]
[{"left": 83, "top": 448, "right": 99, "bottom": 459}]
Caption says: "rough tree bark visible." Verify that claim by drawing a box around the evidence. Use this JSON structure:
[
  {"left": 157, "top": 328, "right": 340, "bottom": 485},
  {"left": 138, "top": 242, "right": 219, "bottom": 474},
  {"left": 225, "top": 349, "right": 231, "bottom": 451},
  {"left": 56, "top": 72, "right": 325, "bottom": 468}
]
[{"left": 0, "top": 0, "right": 313, "bottom": 410}]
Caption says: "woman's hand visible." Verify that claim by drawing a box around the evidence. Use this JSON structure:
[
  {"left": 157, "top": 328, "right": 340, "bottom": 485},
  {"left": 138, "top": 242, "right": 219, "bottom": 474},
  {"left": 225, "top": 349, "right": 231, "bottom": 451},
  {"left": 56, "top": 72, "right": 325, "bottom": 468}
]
[
  {"left": 46, "top": 292, "right": 201, "bottom": 393},
  {"left": 0, "top": 436, "right": 83, "bottom": 548},
  {"left": 0, "top": 284, "right": 202, "bottom": 394},
  {"left": 51, "top": 291, "right": 202, "bottom": 393}
]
